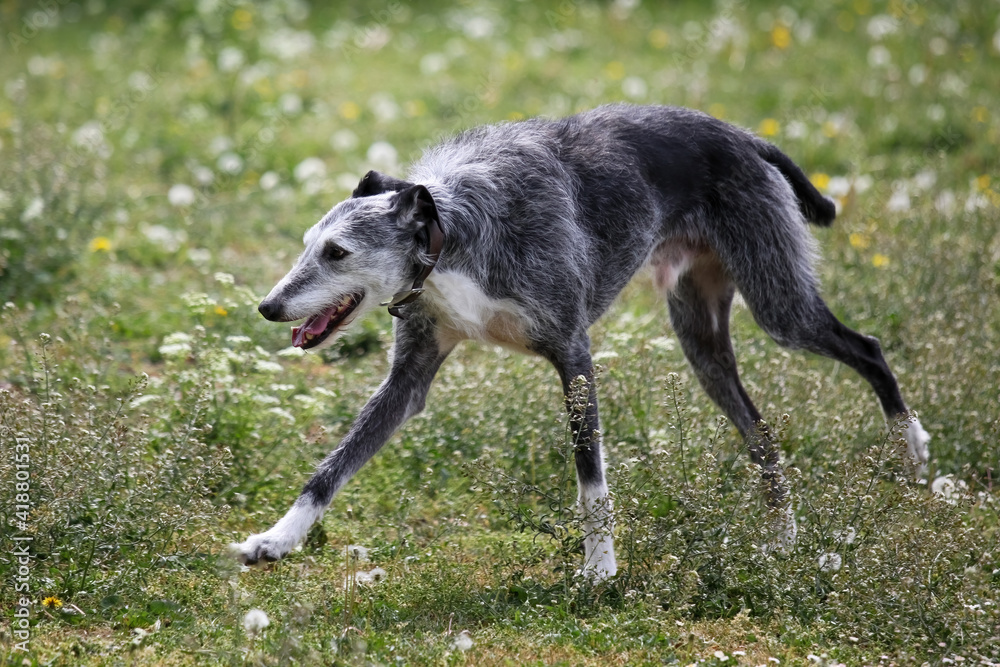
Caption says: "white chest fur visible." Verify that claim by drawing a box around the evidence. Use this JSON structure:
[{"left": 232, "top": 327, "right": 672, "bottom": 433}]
[{"left": 423, "top": 271, "right": 533, "bottom": 351}]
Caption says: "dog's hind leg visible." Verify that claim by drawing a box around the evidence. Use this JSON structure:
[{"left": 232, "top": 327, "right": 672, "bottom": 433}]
[
  {"left": 719, "top": 205, "right": 930, "bottom": 475},
  {"left": 665, "top": 254, "right": 795, "bottom": 542},
  {"left": 231, "top": 316, "right": 452, "bottom": 565},
  {"left": 540, "top": 335, "right": 618, "bottom": 581}
]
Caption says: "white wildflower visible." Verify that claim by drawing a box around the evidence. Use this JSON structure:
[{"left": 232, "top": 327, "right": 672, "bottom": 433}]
[
  {"left": 267, "top": 407, "right": 295, "bottom": 423},
  {"left": 330, "top": 129, "right": 358, "bottom": 152},
  {"left": 168, "top": 184, "right": 196, "bottom": 207},
  {"left": 217, "top": 46, "right": 244, "bottom": 72},
  {"left": 622, "top": 76, "right": 648, "bottom": 100},
  {"left": 226, "top": 335, "right": 252, "bottom": 346},
  {"left": 255, "top": 360, "right": 284, "bottom": 374},
  {"left": 261, "top": 27, "right": 316, "bottom": 60},
  {"left": 931, "top": 475, "right": 967, "bottom": 503},
  {"left": 826, "top": 176, "right": 852, "bottom": 198},
  {"left": 833, "top": 526, "right": 856, "bottom": 545},
  {"left": 934, "top": 190, "right": 956, "bottom": 215},
  {"left": 369, "top": 92, "right": 400, "bottom": 122},
  {"left": 280, "top": 92, "right": 303, "bottom": 115},
  {"left": 366, "top": 141, "right": 398, "bottom": 173},
  {"left": 593, "top": 350, "right": 619, "bottom": 362},
  {"left": 913, "top": 169, "right": 936, "bottom": 191},
  {"left": 714, "top": 650, "right": 729, "bottom": 661},
  {"left": 144, "top": 224, "right": 186, "bottom": 252},
  {"left": 818, "top": 552, "right": 842, "bottom": 572},
  {"left": 259, "top": 171, "right": 280, "bottom": 190},
  {"left": 277, "top": 346, "right": 305, "bottom": 357},
  {"left": 867, "top": 45, "right": 891, "bottom": 68},
  {"left": 886, "top": 185, "right": 911, "bottom": 213},
  {"left": 347, "top": 544, "right": 370, "bottom": 561},
  {"left": 452, "top": 630, "right": 473, "bottom": 652},
  {"left": 867, "top": 15, "right": 899, "bottom": 40},
  {"left": 294, "top": 157, "right": 326, "bottom": 182},
  {"left": 217, "top": 152, "right": 243, "bottom": 175},
  {"left": 926, "top": 104, "right": 946, "bottom": 122},
  {"left": 243, "top": 608, "right": 270, "bottom": 634},
  {"left": 908, "top": 64, "right": 927, "bottom": 86},
  {"left": 21, "top": 197, "right": 44, "bottom": 222},
  {"left": 420, "top": 52, "right": 448, "bottom": 75}
]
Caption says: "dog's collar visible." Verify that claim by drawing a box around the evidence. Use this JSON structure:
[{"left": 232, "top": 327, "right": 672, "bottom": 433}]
[{"left": 381, "top": 216, "right": 445, "bottom": 319}]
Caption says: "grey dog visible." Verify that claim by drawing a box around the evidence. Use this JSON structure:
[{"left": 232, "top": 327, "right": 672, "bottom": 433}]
[{"left": 231, "top": 104, "right": 930, "bottom": 579}]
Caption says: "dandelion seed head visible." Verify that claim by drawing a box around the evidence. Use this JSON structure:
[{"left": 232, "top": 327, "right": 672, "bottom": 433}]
[
  {"left": 818, "top": 552, "right": 842, "bottom": 572},
  {"left": 243, "top": 608, "right": 270, "bottom": 633},
  {"left": 452, "top": 630, "right": 473, "bottom": 651}
]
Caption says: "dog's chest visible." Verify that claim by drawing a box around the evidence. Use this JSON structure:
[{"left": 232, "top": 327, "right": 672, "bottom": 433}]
[{"left": 423, "top": 271, "right": 533, "bottom": 352}]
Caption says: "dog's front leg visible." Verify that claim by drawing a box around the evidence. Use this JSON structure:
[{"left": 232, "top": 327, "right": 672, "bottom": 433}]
[
  {"left": 547, "top": 337, "right": 618, "bottom": 581},
  {"left": 231, "top": 318, "right": 450, "bottom": 565}
]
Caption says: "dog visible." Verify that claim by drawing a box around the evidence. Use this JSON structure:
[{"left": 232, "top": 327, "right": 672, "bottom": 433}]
[{"left": 231, "top": 104, "right": 930, "bottom": 580}]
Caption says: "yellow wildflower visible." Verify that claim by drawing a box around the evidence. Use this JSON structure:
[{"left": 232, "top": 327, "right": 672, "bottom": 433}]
[
  {"left": 758, "top": 118, "right": 780, "bottom": 137},
  {"left": 231, "top": 8, "right": 253, "bottom": 30},
  {"left": 872, "top": 253, "right": 890, "bottom": 268},
  {"left": 42, "top": 596, "right": 63, "bottom": 609},
  {"left": 849, "top": 233, "right": 870, "bottom": 250},
  {"left": 771, "top": 24, "right": 791, "bottom": 50},
  {"left": 648, "top": 28, "right": 669, "bottom": 49},
  {"left": 974, "top": 175, "right": 991, "bottom": 191},
  {"left": 810, "top": 173, "right": 831, "bottom": 190},
  {"left": 339, "top": 101, "right": 361, "bottom": 121},
  {"left": 214, "top": 306, "right": 228, "bottom": 317},
  {"left": 89, "top": 237, "right": 112, "bottom": 252},
  {"left": 603, "top": 61, "right": 626, "bottom": 81}
]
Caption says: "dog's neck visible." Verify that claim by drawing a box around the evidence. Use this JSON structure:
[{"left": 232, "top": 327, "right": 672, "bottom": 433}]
[{"left": 381, "top": 215, "right": 445, "bottom": 319}]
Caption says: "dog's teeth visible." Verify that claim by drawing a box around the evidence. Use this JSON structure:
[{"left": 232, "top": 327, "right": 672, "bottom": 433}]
[
  {"left": 305, "top": 333, "right": 315, "bottom": 341},
  {"left": 340, "top": 296, "right": 352, "bottom": 308}
]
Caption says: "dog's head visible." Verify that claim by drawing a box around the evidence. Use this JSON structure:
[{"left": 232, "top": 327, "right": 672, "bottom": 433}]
[{"left": 258, "top": 170, "right": 440, "bottom": 350}]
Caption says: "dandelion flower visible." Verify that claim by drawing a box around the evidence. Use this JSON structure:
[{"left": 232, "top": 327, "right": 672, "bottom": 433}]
[
  {"left": 758, "top": 118, "right": 780, "bottom": 137},
  {"left": 452, "top": 630, "right": 473, "bottom": 652},
  {"left": 810, "top": 173, "right": 830, "bottom": 190},
  {"left": 849, "top": 233, "right": 870, "bottom": 250},
  {"left": 42, "top": 596, "right": 63, "bottom": 609},
  {"left": 89, "top": 237, "right": 112, "bottom": 252},
  {"left": 243, "top": 608, "right": 270, "bottom": 633},
  {"left": 871, "top": 253, "right": 890, "bottom": 268},
  {"left": 771, "top": 24, "right": 791, "bottom": 49}
]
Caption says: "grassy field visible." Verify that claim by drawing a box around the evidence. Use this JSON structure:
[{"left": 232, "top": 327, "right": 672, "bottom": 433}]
[{"left": 2, "top": 0, "right": 999, "bottom": 664}]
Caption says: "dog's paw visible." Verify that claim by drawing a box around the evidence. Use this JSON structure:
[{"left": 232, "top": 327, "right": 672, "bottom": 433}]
[
  {"left": 902, "top": 416, "right": 930, "bottom": 478},
  {"left": 763, "top": 505, "right": 798, "bottom": 556},
  {"left": 229, "top": 532, "right": 295, "bottom": 566}
]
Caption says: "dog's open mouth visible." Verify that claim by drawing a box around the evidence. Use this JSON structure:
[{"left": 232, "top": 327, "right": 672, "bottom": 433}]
[{"left": 290, "top": 292, "right": 364, "bottom": 349}]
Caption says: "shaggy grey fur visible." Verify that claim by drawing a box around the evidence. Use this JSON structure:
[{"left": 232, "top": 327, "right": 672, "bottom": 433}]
[{"left": 232, "top": 104, "right": 928, "bottom": 576}]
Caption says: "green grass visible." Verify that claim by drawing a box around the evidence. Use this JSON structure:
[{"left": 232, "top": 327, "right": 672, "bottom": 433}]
[{"left": 2, "top": 0, "right": 999, "bottom": 664}]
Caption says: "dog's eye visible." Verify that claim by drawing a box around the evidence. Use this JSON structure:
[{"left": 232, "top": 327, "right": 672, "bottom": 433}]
[{"left": 324, "top": 243, "right": 349, "bottom": 261}]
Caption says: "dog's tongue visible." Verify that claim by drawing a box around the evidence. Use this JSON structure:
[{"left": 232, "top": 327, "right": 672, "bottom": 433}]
[{"left": 291, "top": 307, "right": 336, "bottom": 348}]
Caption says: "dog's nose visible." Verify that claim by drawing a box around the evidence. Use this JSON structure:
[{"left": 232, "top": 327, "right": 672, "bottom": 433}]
[{"left": 258, "top": 299, "right": 282, "bottom": 321}]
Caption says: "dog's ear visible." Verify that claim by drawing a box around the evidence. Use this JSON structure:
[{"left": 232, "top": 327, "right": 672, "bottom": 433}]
[
  {"left": 394, "top": 184, "right": 439, "bottom": 231},
  {"left": 352, "top": 170, "right": 413, "bottom": 198}
]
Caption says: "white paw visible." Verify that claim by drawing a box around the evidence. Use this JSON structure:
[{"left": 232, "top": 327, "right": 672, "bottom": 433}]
[
  {"left": 902, "top": 416, "right": 930, "bottom": 477},
  {"left": 581, "top": 534, "right": 618, "bottom": 582},
  {"left": 229, "top": 530, "right": 297, "bottom": 565},
  {"left": 229, "top": 501, "right": 323, "bottom": 566},
  {"left": 764, "top": 504, "right": 797, "bottom": 555}
]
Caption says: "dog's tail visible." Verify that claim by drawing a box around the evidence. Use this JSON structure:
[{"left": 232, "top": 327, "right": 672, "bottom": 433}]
[{"left": 756, "top": 142, "right": 836, "bottom": 227}]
